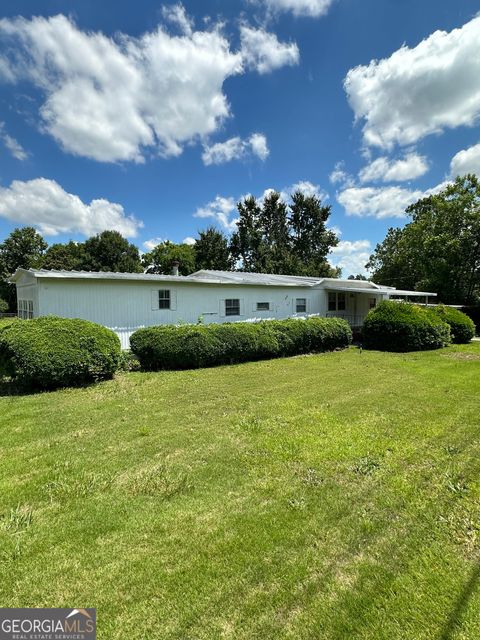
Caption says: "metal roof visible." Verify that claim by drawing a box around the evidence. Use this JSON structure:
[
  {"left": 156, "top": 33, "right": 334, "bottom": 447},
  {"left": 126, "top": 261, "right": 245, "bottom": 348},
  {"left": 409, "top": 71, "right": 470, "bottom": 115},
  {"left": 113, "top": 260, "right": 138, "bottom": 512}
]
[
  {"left": 191, "top": 269, "right": 324, "bottom": 287},
  {"left": 9, "top": 267, "right": 321, "bottom": 287},
  {"left": 8, "top": 268, "right": 436, "bottom": 297}
]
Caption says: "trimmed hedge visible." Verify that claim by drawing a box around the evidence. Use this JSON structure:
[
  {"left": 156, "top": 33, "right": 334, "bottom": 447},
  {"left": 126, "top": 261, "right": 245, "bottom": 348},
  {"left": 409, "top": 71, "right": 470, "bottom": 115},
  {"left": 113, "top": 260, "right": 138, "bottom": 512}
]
[
  {"left": 0, "top": 316, "right": 121, "bottom": 389},
  {"left": 130, "top": 317, "right": 352, "bottom": 370},
  {"left": 432, "top": 305, "right": 475, "bottom": 344},
  {"left": 362, "top": 301, "right": 451, "bottom": 352}
]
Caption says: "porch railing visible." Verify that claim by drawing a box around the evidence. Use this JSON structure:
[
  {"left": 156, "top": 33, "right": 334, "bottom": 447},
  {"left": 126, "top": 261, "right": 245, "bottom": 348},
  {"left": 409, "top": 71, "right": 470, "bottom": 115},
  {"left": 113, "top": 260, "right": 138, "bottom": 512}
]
[{"left": 325, "top": 312, "right": 366, "bottom": 327}]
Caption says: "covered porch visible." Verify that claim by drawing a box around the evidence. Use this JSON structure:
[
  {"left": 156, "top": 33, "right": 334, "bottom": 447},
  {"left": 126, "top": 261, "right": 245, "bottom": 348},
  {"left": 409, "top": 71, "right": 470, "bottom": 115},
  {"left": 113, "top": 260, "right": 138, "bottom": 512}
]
[{"left": 324, "top": 285, "right": 437, "bottom": 327}]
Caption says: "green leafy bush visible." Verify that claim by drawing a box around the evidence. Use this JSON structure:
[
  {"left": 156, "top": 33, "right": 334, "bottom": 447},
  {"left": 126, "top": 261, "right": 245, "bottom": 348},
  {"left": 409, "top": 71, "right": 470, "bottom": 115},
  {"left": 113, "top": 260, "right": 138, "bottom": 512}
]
[
  {"left": 118, "top": 350, "right": 141, "bottom": 372},
  {"left": 432, "top": 305, "right": 475, "bottom": 344},
  {"left": 0, "top": 298, "right": 9, "bottom": 314},
  {"left": 130, "top": 316, "right": 352, "bottom": 371},
  {"left": 0, "top": 316, "right": 121, "bottom": 388},
  {"left": 0, "top": 317, "right": 18, "bottom": 330},
  {"left": 362, "top": 301, "right": 451, "bottom": 352}
]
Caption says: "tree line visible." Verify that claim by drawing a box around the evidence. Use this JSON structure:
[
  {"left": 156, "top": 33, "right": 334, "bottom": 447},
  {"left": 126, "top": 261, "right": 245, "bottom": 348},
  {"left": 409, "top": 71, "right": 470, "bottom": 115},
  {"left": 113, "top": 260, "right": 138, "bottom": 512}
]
[
  {"left": 2, "top": 176, "right": 478, "bottom": 312},
  {"left": 367, "top": 175, "right": 480, "bottom": 305},
  {"left": 0, "top": 190, "right": 340, "bottom": 311}
]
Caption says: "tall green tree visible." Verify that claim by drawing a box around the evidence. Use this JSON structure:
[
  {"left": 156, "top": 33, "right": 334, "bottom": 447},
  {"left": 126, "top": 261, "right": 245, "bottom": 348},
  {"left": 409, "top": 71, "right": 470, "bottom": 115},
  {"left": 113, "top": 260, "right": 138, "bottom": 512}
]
[
  {"left": 366, "top": 228, "right": 417, "bottom": 291},
  {"left": 289, "top": 191, "right": 339, "bottom": 276},
  {"left": 195, "top": 227, "right": 233, "bottom": 271},
  {"left": 0, "top": 227, "right": 47, "bottom": 310},
  {"left": 0, "top": 227, "right": 47, "bottom": 275},
  {"left": 82, "top": 231, "right": 143, "bottom": 273},
  {"left": 230, "top": 190, "right": 339, "bottom": 277},
  {"left": 143, "top": 241, "right": 196, "bottom": 275},
  {"left": 41, "top": 241, "right": 87, "bottom": 271},
  {"left": 229, "top": 196, "right": 263, "bottom": 272},
  {"left": 367, "top": 175, "right": 480, "bottom": 304}
]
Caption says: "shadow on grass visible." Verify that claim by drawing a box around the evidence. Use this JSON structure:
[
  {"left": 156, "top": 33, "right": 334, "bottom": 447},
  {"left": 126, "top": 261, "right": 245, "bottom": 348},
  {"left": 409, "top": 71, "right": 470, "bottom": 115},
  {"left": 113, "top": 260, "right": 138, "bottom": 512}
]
[
  {"left": 439, "top": 561, "right": 480, "bottom": 640},
  {"left": 0, "top": 378, "right": 33, "bottom": 397},
  {"left": 0, "top": 376, "right": 101, "bottom": 397}
]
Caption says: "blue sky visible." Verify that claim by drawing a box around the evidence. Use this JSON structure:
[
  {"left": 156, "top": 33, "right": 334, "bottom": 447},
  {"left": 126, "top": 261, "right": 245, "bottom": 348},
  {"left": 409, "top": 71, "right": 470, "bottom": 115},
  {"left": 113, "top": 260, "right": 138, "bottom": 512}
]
[{"left": 0, "top": 0, "right": 479, "bottom": 275}]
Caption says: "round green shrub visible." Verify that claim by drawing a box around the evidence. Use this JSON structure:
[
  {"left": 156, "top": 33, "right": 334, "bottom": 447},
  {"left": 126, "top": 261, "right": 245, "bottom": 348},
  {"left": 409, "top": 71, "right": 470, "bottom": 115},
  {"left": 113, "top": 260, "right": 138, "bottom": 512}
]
[
  {"left": 130, "top": 317, "right": 352, "bottom": 371},
  {"left": 0, "top": 316, "right": 121, "bottom": 389},
  {"left": 362, "top": 301, "right": 451, "bottom": 352},
  {"left": 0, "top": 298, "right": 9, "bottom": 314},
  {"left": 431, "top": 305, "right": 475, "bottom": 344}
]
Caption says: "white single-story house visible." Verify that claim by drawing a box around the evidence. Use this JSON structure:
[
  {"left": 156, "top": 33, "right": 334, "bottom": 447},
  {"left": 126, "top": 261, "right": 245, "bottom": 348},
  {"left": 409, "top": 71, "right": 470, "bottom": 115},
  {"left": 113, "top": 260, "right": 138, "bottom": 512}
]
[{"left": 9, "top": 268, "right": 437, "bottom": 348}]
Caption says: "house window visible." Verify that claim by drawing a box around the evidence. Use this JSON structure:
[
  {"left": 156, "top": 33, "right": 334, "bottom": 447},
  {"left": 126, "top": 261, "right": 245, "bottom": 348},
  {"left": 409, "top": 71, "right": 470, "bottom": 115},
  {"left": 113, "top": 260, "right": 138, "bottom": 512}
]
[
  {"left": 369, "top": 297, "right": 377, "bottom": 309},
  {"left": 328, "top": 292, "right": 336, "bottom": 312},
  {"left": 225, "top": 299, "right": 241, "bottom": 316},
  {"left": 328, "top": 292, "right": 346, "bottom": 312},
  {"left": 256, "top": 302, "right": 270, "bottom": 311},
  {"left": 296, "top": 298, "right": 307, "bottom": 313},
  {"left": 158, "top": 290, "right": 171, "bottom": 309}
]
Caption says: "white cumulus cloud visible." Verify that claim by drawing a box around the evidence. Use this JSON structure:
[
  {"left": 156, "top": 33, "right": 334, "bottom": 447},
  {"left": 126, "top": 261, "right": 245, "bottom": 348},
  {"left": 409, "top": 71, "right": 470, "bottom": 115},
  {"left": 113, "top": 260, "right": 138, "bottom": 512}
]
[
  {"left": 249, "top": 133, "right": 270, "bottom": 161},
  {"left": 240, "top": 25, "right": 299, "bottom": 74},
  {"left": 202, "top": 133, "right": 269, "bottom": 165},
  {"left": 450, "top": 142, "right": 480, "bottom": 177},
  {"left": 0, "top": 122, "right": 28, "bottom": 160},
  {"left": 194, "top": 196, "right": 238, "bottom": 232},
  {"left": 161, "top": 3, "right": 193, "bottom": 36},
  {"left": 143, "top": 237, "right": 165, "bottom": 251},
  {"left": 337, "top": 181, "right": 451, "bottom": 219},
  {"left": 329, "top": 239, "right": 372, "bottom": 276},
  {"left": 261, "top": 0, "right": 334, "bottom": 18},
  {"left": 279, "top": 180, "right": 328, "bottom": 202},
  {"left": 345, "top": 16, "right": 480, "bottom": 149},
  {"left": 359, "top": 152, "right": 429, "bottom": 183},
  {"left": 0, "top": 14, "right": 242, "bottom": 163},
  {"left": 183, "top": 236, "right": 196, "bottom": 245},
  {"left": 329, "top": 161, "right": 354, "bottom": 187},
  {"left": 0, "top": 178, "right": 141, "bottom": 237}
]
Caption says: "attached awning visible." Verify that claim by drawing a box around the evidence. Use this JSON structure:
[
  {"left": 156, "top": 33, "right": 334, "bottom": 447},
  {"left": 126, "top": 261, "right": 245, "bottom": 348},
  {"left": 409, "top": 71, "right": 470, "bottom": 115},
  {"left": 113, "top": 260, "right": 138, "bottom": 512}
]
[
  {"left": 387, "top": 290, "right": 437, "bottom": 297},
  {"left": 325, "top": 286, "right": 436, "bottom": 296}
]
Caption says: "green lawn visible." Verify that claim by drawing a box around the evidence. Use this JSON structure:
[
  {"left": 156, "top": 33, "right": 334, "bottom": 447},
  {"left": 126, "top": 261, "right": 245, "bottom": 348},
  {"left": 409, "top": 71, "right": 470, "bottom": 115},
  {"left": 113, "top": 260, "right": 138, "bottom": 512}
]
[{"left": 1, "top": 344, "right": 480, "bottom": 639}]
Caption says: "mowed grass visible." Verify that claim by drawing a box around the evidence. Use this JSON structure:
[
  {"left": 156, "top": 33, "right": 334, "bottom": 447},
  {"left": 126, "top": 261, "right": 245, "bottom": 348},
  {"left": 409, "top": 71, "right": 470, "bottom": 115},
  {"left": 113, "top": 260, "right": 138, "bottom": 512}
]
[{"left": 1, "top": 344, "right": 480, "bottom": 639}]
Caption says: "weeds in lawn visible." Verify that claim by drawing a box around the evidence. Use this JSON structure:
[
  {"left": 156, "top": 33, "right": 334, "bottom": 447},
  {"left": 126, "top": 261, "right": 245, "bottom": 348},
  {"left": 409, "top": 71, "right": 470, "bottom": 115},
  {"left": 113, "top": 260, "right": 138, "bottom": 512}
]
[
  {"left": 0, "top": 504, "right": 34, "bottom": 564},
  {"left": 0, "top": 504, "right": 33, "bottom": 533},
  {"left": 43, "top": 462, "right": 113, "bottom": 502},
  {"left": 297, "top": 467, "right": 323, "bottom": 488},
  {"left": 350, "top": 456, "right": 381, "bottom": 476},
  {"left": 446, "top": 473, "right": 469, "bottom": 496},
  {"left": 444, "top": 445, "right": 461, "bottom": 456},
  {"left": 127, "top": 463, "right": 191, "bottom": 499},
  {"left": 288, "top": 497, "right": 306, "bottom": 510}
]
